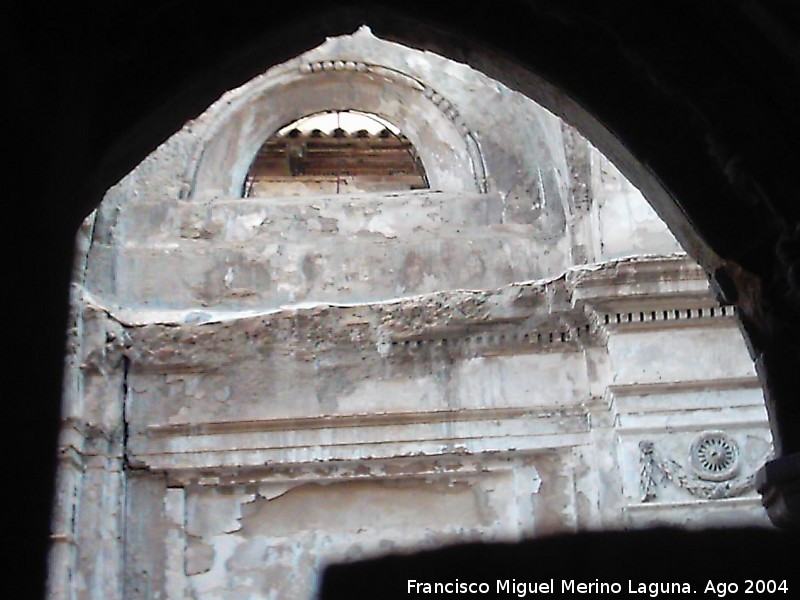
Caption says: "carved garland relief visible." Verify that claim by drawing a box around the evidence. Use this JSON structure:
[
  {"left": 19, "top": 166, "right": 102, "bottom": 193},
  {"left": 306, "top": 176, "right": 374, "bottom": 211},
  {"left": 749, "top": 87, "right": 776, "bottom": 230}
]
[{"left": 638, "top": 431, "right": 770, "bottom": 503}]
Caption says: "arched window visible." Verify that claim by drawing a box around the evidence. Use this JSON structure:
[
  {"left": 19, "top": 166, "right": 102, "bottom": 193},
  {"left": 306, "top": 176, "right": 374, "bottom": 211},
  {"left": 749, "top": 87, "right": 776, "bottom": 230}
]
[{"left": 242, "top": 110, "right": 428, "bottom": 197}]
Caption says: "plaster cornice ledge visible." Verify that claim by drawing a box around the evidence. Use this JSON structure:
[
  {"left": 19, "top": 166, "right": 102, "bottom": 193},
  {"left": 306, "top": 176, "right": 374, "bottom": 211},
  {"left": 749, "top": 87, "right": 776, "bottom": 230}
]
[
  {"left": 567, "top": 254, "right": 712, "bottom": 307},
  {"left": 145, "top": 405, "right": 589, "bottom": 437},
  {"left": 606, "top": 377, "right": 761, "bottom": 398}
]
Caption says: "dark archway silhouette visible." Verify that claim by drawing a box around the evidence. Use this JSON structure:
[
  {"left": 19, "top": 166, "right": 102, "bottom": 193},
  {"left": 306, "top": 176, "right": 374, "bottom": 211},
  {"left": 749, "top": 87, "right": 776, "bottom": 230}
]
[{"left": 6, "top": 2, "right": 799, "bottom": 596}]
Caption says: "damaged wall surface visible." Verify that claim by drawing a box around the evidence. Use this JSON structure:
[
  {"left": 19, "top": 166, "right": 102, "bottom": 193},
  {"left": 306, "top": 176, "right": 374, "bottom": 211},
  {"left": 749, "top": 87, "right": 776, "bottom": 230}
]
[{"left": 49, "top": 28, "right": 772, "bottom": 600}]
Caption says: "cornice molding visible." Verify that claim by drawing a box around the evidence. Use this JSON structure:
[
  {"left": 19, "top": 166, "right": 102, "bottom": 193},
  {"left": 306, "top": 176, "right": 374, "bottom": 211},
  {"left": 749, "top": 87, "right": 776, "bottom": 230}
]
[
  {"left": 146, "top": 405, "right": 589, "bottom": 437},
  {"left": 606, "top": 377, "right": 761, "bottom": 399}
]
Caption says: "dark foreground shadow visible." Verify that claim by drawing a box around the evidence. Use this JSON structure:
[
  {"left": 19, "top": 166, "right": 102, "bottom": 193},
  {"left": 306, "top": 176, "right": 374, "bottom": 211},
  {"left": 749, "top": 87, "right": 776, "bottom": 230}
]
[{"left": 319, "top": 527, "right": 798, "bottom": 599}]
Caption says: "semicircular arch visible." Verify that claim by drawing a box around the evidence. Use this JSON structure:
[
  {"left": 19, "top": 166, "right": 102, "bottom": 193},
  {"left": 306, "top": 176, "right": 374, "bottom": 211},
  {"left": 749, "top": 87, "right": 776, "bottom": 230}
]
[{"left": 188, "top": 60, "right": 486, "bottom": 199}]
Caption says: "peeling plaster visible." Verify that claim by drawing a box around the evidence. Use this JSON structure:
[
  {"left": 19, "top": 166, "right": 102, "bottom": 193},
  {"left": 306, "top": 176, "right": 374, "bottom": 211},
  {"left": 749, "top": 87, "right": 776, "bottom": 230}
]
[{"left": 53, "top": 28, "right": 773, "bottom": 600}]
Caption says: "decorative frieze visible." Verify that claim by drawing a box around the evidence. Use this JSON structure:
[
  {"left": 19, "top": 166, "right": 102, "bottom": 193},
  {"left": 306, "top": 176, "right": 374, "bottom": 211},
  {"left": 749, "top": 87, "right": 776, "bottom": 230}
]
[
  {"left": 596, "top": 304, "right": 736, "bottom": 331},
  {"left": 637, "top": 435, "right": 771, "bottom": 502},
  {"left": 689, "top": 431, "right": 740, "bottom": 481}
]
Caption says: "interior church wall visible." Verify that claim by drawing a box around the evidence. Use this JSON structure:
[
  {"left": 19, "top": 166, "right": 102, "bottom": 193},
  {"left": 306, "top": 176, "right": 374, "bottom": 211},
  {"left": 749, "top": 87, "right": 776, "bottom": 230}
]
[
  {"left": 588, "top": 149, "right": 682, "bottom": 260},
  {"left": 87, "top": 190, "right": 562, "bottom": 309},
  {"left": 51, "top": 27, "right": 774, "bottom": 600},
  {"left": 83, "top": 27, "right": 585, "bottom": 315}
]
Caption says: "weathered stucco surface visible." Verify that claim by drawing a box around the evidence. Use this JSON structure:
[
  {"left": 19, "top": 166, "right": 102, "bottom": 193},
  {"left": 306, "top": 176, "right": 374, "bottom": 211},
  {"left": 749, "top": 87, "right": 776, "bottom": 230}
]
[{"left": 50, "top": 29, "right": 771, "bottom": 600}]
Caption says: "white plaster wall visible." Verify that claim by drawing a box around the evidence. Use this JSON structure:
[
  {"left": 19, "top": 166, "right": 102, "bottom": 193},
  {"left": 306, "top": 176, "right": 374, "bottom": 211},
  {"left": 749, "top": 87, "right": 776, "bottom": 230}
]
[
  {"left": 606, "top": 326, "right": 756, "bottom": 385},
  {"left": 100, "top": 191, "right": 565, "bottom": 309},
  {"left": 55, "top": 28, "right": 774, "bottom": 600},
  {"left": 184, "top": 475, "right": 514, "bottom": 600},
  {"left": 84, "top": 28, "right": 581, "bottom": 314},
  {"left": 590, "top": 148, "right": 682, "bottom": 260}
]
